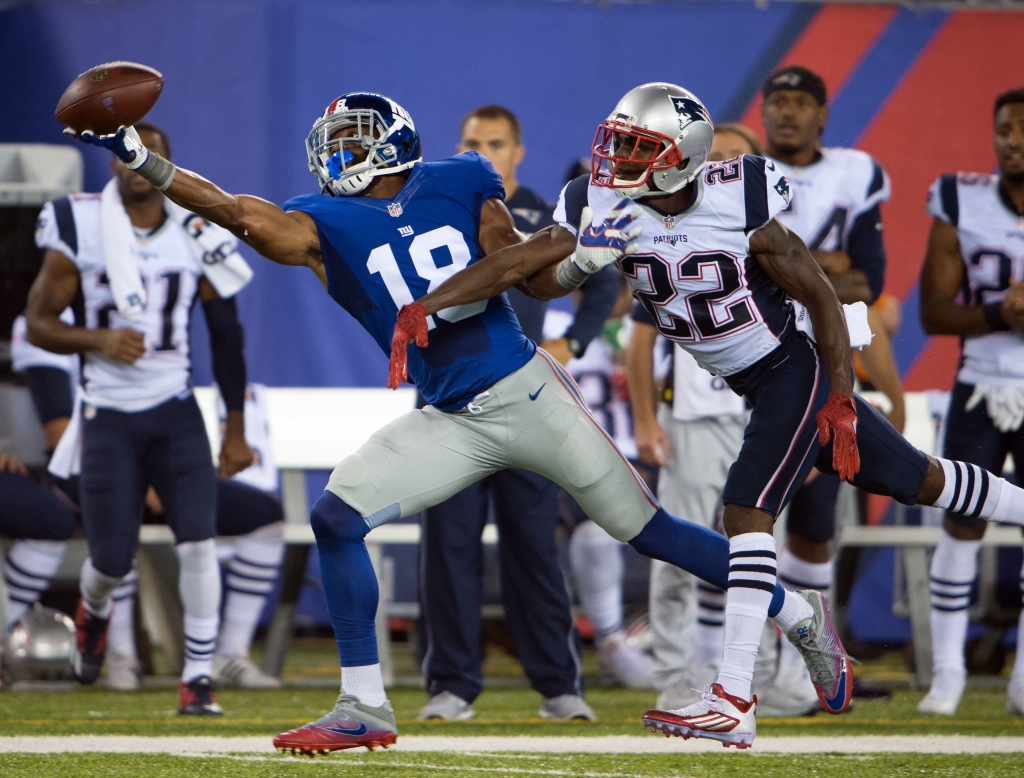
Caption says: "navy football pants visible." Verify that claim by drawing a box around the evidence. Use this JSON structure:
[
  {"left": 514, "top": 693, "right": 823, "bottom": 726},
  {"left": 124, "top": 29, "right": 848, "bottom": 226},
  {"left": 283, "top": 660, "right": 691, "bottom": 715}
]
[
  {"left": 0, "top": 471, "right": 76, "bottom": 541},
  {"left": 420, "top": 467, "right": 581, "bottom": 703}
]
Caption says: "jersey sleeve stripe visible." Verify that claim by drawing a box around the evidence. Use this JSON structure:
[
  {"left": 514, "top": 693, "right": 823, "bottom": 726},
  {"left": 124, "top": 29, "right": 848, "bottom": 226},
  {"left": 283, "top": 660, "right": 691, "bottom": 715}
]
[
  {"left": 562, "top": 175, "right": 590, "bottom": 233},
  {"left": 742, "top": 155, "right": 769, "bottom": 234},
  {"left": 867, "top": 161, "right": 886, "bottom": 198},
  {"left": 51, "top": 197, "right": 78, "bottom": 257},
  {"left": 939, "top": 173, "right": 959, "bottom": 228}
]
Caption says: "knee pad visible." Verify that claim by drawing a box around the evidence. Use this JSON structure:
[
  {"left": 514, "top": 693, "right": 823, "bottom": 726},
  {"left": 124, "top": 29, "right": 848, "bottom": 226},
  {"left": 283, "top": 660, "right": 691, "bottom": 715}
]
[{"left": 310, "top": 491, "right": 369, "bottom": 544}]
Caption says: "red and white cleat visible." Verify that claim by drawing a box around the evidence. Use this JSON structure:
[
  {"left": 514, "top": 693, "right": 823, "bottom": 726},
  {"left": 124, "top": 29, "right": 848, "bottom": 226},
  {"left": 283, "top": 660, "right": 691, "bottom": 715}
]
[
  {"left": 274, "top": 694, "right": 398, "bottom": 756},
  {"left": 642, "top": 683, "right": 756, "bottom": 750}
]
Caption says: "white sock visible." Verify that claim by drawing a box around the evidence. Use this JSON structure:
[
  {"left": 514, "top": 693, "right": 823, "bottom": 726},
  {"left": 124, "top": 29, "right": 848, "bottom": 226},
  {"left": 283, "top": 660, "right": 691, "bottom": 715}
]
[
  {"left": 694, "top": 582, "right": 725, "bottom": 666},
  {"left": 716, "top": 532, "right": 776, "bottom": 701},
  {"left": 218, "top": 522, "right": 284, "bottom": 659},
  {"left": 5, "top": 540, "right": 66, "bottom": 625},
  {"left": 777, "top": 549, "right": 833, "bottom": 678},
  {"left": 929, "top": 530, "right": 980, "bottom": 674},
  {"left": 1012, "top": 548, "right": 1024, "bottom": 678},
  {"left": 80, "top": 557, "right": 121, "bottom": 619},
  {"left": 177, "top": 539, "right": 221, "bottom": 681},
  {"left": 932, "top": 457, "right": 1024, "bottom": 526},
  {"left": 107, "top": 565, "right": 139, "bottom": 657},
  {"left": 569, "top": 520, "right": 624, "bottom": 640},
  {"left": 772, "top": 588, "right": 815, "bottom": 633},
  {"left": 342, "top": 664, "right": 387, "bottom": 707}
]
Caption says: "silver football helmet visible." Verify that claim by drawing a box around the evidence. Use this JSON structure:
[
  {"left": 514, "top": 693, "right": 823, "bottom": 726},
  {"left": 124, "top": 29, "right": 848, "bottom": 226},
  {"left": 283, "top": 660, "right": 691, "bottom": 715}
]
[
  {"left": 592, "top": 82, "right": 714, "bottom": 199},
  {"left": 1, "top": 605, "right": 76, "bottom": 689}
]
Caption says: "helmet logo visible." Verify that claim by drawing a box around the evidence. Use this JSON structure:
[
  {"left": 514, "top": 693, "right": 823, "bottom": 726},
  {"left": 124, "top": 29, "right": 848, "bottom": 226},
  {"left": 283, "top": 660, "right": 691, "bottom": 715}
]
[
  {"left": 670, "top": 96, "right": 710, "bottom": 126},
  {"left": 388, "top": 202, "right": 403, "bottom": 217}
]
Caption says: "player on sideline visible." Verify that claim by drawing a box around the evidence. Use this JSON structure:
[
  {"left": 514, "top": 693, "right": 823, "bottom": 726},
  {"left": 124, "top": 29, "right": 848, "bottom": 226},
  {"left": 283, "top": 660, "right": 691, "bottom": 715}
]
[
  {"left": 69, "top": 91, "right": 846, "bottom": 752},
  {"left": 392, "top": 82, "right": 1024, "bottom": 747},
  {"left": 26, "top": 123, "right": 254, "bottom": 714},
  {"left": 918, "top": 87, "right": 1024, "bottom": 716}
]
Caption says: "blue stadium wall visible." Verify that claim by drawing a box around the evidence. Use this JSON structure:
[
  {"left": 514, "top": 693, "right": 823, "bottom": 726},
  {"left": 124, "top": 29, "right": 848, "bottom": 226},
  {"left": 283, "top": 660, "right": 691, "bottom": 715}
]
[{"left": 5, "top": 0, "right": 1020, "bottom": 390}]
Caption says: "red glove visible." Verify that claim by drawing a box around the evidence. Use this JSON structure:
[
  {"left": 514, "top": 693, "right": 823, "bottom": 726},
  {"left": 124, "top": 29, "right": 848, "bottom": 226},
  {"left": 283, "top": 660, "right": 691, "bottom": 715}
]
[
  {"left": 389, "top": 303, "right": 429, "bottom": 389},
  {"left": 816, "top": 392, "right": 860, "bottom": 481}
]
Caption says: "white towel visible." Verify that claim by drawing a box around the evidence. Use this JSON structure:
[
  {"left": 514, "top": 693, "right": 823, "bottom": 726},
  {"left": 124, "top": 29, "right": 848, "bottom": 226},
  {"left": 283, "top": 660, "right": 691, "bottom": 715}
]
[
  {"left": 791, "top": 299, "right": 873, "bottom": 349},
  {"left": 48, "top": 387, "right": 83, "bottom": 479},
  {"left": 99, "top": 179, "right": 253, "bottom": 318}
]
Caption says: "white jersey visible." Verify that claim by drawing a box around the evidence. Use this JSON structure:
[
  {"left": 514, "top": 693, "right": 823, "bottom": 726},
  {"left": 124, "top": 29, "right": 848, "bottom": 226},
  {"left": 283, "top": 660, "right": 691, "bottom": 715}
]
[
  {"left": 555, "top": 155, "right": 792, "bottom": 376},
  {"left": 670, "top": 345, "right": 746, "bottom": 422},
  {"left": 10, "top": 310, "right": 78, "bottom": 379},
  {"left": 215, "top": 383, "right": 279, "bottom": 493},
  {"left": 771, "top": 147, "right": 890, "bottom": 252},
  {"left": 35, "top": 194, "right": 212, "bottom": 411},
  {"left": 928, "top": 173, "right": 1024, "bottom": 387}
]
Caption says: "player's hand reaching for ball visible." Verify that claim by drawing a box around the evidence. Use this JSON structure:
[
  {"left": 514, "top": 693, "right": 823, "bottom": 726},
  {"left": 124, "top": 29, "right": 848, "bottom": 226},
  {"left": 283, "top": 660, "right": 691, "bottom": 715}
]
[
  {"left": 98, "top": 327, "right": 146, "bottom": 363},
  {"left": 816, "top": 392, "right": 860, "bottom": 481},
  {"left": 66, "top": 125, "right": 150, "bottom": 170},
  {"left": 573, "top": 199, "right": 643, "bottom": 274},
  {"left": 389, "top": 303, "right": 429, "bottom": 389}
]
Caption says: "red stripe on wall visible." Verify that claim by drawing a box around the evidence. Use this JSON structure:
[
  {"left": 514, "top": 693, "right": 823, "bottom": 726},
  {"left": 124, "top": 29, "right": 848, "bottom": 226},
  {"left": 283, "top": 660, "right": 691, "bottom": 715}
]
[
  {"left": 738, "top": 4, "right": 896, "bottom": 144},
  {"left": 902, "top": 336, "right": 962, "bottom": 393}
]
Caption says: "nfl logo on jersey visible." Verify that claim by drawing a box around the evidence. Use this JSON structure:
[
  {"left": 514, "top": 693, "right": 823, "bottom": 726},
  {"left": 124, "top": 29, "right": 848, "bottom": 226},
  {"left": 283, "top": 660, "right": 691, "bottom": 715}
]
[{"left": 388, "top": 202, "right": 403, "bottom": 217}]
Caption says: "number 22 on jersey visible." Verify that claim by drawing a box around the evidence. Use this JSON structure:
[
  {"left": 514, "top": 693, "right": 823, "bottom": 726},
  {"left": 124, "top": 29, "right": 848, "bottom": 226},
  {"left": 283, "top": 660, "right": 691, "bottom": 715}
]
[{"left": 366, "top": 225, "right": 487, "bottom": 328}]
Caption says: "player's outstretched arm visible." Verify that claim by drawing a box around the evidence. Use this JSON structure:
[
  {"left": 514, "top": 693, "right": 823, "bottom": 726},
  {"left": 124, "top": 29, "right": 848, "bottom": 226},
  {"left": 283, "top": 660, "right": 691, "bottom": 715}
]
[
  {"left": 750, "top": 219, "right": 859, "bottom": 479},
  {"left": 71, "top": 126, "right": 325, "bottom": 281},
  {"left": 920, "top": 217, "right": 1024, "bottom": 334},
  {"left": 26, "top": 250, "right": 146, "bottom": 362}
]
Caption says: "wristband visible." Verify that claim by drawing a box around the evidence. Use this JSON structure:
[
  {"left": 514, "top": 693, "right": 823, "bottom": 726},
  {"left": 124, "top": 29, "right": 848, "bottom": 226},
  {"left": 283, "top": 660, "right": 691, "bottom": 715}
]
[
  {"left": 136, "top": 152, "right": 177, "bottom": 192},
  {"left": 983, "top": 302, "right": 1010, "bottom": 332},
  {"left": 555, "top": 255, "right": 588, "bottom": 290}
]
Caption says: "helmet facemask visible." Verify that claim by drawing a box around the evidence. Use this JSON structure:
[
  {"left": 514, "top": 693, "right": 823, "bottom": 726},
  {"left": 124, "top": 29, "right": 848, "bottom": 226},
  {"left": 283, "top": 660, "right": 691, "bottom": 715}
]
[
  {"left": 591, "top": 121, "right": 685, "bottom": 198},
  {"left": 306, "top": 107, "right": 410, "bottom": 196}
]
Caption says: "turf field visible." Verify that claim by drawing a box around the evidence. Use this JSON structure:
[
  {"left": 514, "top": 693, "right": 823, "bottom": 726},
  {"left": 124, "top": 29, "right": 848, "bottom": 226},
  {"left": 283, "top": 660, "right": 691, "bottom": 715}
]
[{"left": 1, "top": 639, "right": 1022, "bottom": 776}]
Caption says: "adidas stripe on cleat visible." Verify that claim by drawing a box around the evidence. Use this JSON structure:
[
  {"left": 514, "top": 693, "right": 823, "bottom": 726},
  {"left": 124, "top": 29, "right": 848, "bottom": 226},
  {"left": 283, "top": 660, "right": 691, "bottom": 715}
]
[
  {"left": 785, "top": 589, "right": 853, "bottom": 714},
  {"left": 642, "top": 683, "right": 756, "bottom": 750}
]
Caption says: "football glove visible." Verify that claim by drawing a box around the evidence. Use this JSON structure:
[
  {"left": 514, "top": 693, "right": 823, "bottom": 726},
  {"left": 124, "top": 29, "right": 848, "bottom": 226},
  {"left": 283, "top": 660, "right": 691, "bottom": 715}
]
[
  {"left": 572, "top": 199, "right": 642, "bottom": 274},
  {"left": 66, "top": 124, "right": 149, "bottom": 170},
  {"left": 389, "top": 303, "right": 429, "bottom": 390},
  {"left": 816, "top": 392, "right": 860, "bottom": 481}
]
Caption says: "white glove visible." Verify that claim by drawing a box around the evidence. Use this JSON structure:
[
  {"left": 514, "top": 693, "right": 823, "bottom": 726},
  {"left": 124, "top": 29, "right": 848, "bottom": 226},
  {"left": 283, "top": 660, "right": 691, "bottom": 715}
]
[
  {"left": 572, "top": 199, "right": 643, "bottom": 274},
  {"left": 965, "top": 384, "right": 1024, "bottom": 433}
]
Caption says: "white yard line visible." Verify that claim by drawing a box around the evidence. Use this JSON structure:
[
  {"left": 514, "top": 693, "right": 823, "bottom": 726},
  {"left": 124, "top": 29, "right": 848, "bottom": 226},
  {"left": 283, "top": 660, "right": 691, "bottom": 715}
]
[{"left": 2, "top": 735, "right": 1024, "bottom": 754}]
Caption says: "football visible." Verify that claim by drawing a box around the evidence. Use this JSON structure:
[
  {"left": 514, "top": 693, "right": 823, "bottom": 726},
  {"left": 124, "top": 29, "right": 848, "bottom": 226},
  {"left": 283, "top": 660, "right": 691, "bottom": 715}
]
[{"left": 55, "top": 62, "right": 163, "bottom": 135}]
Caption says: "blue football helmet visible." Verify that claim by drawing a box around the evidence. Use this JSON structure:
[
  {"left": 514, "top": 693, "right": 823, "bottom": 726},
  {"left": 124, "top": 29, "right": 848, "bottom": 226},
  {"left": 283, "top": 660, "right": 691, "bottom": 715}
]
[{"left": 306, "top": 92, "right": 421, "bottom": 196}]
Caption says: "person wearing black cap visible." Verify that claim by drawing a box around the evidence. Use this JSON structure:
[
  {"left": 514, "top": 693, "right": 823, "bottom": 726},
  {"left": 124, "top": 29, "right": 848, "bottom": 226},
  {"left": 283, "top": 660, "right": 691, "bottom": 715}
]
[{"left": 759, "top": 64, "right": 894, "bottom": 716}]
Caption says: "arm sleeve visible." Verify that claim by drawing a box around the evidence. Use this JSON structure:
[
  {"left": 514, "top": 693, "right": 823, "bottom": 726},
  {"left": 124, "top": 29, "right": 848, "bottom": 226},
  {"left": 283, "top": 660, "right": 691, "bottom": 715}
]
[
  {"left": 927, "top": 174, "right": 959, "bottom": 227},
  {"left": 203, "top": 295, "right": 247, "bottom": 413},
  {"left": 742, "top": 155, "right": 791, "bottom": 235},
  {"left": 34, "top": 199, "right": 78, "bottom": 259},
  {"left": 565, "top": 265, "right": 619, "bottom": 350},
  {"left": 846, "top": 203, "right": 886, "bottom": 303},
  {"left": 25, "top": 366, "right": 74, "bottom": 424},
  {"left": 552, "top": 175, "right": 591, "bottom": 237}
]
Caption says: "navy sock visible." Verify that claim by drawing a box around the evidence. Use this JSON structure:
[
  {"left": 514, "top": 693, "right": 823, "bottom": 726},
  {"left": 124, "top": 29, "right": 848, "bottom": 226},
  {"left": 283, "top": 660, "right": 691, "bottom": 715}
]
[
  {"left": 309, "top": 491, "right": 379, "bottom": 666},
  {"left": 629, "top": 508, "right": 786, "bottom": 617}
]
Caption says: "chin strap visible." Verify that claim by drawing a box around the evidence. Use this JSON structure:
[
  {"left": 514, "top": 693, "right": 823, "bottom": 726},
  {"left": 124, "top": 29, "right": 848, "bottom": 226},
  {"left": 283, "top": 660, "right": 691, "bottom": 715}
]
[
  {"left": 388, "top": 304, "right": 429, "bottom": 389},
  {"left": 816, "top": 393, "right": 860, "bottom": 482}
]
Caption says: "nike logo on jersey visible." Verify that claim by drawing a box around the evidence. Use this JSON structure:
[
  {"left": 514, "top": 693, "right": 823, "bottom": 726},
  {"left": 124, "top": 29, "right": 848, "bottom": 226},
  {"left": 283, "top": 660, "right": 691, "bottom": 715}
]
[
  {"left": 529, "top": 384, "right": 546, "bottom": 401},
  {"left": 322, "top": 723, "right": 367, "bottom": 736}
]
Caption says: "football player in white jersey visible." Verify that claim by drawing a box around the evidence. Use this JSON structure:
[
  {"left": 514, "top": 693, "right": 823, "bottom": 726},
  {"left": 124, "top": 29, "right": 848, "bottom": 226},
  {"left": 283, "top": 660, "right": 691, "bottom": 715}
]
[
  {"left": 759, "top": 65, "right": 895, "bottom": 713},
  {"left": 24, "top": 124, "right": 255, "bottom": 714},
  {"left": 918, "top": 87, "right": 1024, "bottom": 716},
  {"left": 405, "top": 82, "right": 1024, "bottom": 747}
]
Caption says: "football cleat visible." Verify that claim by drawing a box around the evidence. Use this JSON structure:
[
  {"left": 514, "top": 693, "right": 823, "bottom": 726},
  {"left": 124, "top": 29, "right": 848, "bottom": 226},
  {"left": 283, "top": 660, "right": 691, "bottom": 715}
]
[
  {"left": 597, "top": 631, "right": 653, "bottom": 689},
  {"left": 643, "top": 683, "right": 756, "bottom": 749},
  {"left": 418, "top": 690, "right": 475, "bottom": 721},
  {"left": 179, "top": 675, "right": 224, "bottom": 715},
  {"left": 213, "top": 656, "right": 281, "bottom": 689},
  {"left": 784, "top": 590, "right": 853, "bottom": 714},
  {"left": 274, "top": 693, "right": 397, "bottom": 755},
  {"left": 71, "top": 598, "right": 109, "bottom": 685},
  {"left": 1007, "top": 673, "right": 1024, "bottom": 716},
  {"left": 539, "top": 694, "right": 597, "bottom": 721},
  {"left": 918, "top": 667, "right": 966, "bottom": 716},
  {"left": 104, "top": 648, "right": 142, "bottom": 691}
]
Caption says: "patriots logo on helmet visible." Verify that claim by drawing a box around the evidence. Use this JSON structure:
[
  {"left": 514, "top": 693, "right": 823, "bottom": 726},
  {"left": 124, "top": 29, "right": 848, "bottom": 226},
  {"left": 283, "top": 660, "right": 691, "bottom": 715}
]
[{"left": 670, "top": 96, "right": 710, "bottom": 124}]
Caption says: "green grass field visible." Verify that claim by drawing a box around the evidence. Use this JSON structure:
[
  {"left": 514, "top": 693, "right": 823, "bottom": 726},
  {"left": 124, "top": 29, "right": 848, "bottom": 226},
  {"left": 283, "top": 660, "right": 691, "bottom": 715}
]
[{"left": 1, "top": 638, "right": 1022, "bottom": 776}]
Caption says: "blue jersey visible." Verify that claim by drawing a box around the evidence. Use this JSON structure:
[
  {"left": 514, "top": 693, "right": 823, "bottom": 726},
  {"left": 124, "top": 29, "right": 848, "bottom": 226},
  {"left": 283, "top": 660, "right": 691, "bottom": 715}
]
[{"left": 284, "top": 152, "right": 535, "bottom": 411}]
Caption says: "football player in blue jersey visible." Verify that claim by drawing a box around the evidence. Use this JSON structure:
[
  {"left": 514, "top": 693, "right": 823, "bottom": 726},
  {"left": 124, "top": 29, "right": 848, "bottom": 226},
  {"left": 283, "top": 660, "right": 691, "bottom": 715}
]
[
  {"left": 74, "top": 91, "right": 856, "bottom": 752},
  {"left": 389, "top": 82, "right": 1024, "bottom": 747}
]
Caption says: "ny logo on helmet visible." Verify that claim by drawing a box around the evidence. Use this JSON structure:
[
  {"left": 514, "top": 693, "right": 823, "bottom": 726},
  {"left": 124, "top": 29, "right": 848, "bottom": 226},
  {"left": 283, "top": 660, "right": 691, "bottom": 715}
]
[{"left": 670, "top": 97, "right": 710, "bottom": 125}]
